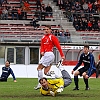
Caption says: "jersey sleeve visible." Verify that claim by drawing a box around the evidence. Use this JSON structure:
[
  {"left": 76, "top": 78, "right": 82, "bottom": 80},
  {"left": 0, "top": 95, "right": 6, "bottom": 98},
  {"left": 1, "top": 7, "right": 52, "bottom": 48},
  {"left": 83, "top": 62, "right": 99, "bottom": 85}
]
[
  {"left": 40, "top": 88, "right": 51, "bottom": 96},
  {"left": 73, "top": 54, "right": 83, "bottom": 71},
  {"left": 10, "top": 68, "right": 16, "bottom": 80},
  {"left": 40, "top": 38, "right": 44, "bottom": 53},
  {"left": 87, "top": 54, "right": 96, "bottom": 77},
  {"left": 51, "top": 35, "right": 64, "bottom": 57},
  {"left": 48, "top": 78, "right": 64, "bottom": 88}
]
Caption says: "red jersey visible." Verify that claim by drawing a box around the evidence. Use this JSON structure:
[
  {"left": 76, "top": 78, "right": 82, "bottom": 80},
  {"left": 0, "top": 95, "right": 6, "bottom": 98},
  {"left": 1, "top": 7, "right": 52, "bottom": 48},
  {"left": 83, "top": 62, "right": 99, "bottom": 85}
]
[
  {"left": 88, "top": 21, "right": 92, "bottom": 27},
  {"left": 40, "top": 34, "right": 64, "bottom": 57},
  {"left": 18, "top": 9, "right": 21, "bottom": 15},
  {"left": 24, "top": 2, "right": 30, "bottom": 7}
]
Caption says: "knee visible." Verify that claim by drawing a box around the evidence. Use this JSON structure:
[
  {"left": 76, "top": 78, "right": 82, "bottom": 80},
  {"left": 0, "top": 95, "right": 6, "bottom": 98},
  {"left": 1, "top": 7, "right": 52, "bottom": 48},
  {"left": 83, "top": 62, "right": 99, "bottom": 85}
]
[
  {"left": 74, "top": 71, "right": 79, "bottom": 76},
  {"left": 82, "top": 72, "right": 86, "bottom": 77},
  {"left": 37, "top": 67, "right": 40, "bottom": 70},
  {"left": 37, "top": 64, "right": 43, "bottom": 70},
  {"left": 64, "top": 79, "right": 72, "bottom": 87},
  {"left": 44, "top": 67, "right": 51, "bottom": 75},
  {"left": 82, "top": 74, "right": 86, "bottom": 78}
]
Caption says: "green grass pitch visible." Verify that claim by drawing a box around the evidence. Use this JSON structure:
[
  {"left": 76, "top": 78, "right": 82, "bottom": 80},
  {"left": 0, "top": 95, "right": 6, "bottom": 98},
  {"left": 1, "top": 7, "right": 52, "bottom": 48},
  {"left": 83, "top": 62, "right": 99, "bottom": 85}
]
[{"left": 0, "top": 78, "right": 100, "bottom": 100}]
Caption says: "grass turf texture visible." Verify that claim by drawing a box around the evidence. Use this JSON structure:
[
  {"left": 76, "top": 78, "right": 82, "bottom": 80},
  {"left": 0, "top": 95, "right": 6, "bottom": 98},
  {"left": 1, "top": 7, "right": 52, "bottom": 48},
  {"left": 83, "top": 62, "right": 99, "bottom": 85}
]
[{"left": 0, "top": 78, "right": 100, "bottom": 100}]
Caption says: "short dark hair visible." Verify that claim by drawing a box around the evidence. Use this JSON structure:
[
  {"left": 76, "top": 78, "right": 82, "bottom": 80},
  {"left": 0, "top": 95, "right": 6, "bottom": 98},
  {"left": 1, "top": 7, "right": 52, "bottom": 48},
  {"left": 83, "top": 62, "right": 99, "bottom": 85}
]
[
  {"left": 39, "top": 77, "right": 47, "bottom": 83},
  {"left": 45, "top": 25, "right": 51, "bottom": 29},
  {"left": 6, "top": 60, "right": 10, "bottom": 64},
  {"left": 84, "top": 45, "right": 89, "bottom": 49}
]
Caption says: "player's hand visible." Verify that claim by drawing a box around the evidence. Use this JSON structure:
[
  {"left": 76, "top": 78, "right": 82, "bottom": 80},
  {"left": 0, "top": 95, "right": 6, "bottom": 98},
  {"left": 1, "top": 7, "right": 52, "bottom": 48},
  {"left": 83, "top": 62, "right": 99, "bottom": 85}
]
[
  {"left": 56, "top": 85, "right": 64, "bottom": 93},
  {"left": 71, "top": 70, "right": 74, "bottom": 74},
  {"left": 61, "top": 56, "right": 65, "bottom": 60},
  {"left": 56, "top": 88, "right": 63, "bottom": 93},
  {"left": 50, "top": 91, "right": 55, "bottom": 96},
  {"left": 41, "top": 52, "right": 44, "bottom": 56},
  {"left": 14, "top": 80, "right": 17, "bottom": 82}
]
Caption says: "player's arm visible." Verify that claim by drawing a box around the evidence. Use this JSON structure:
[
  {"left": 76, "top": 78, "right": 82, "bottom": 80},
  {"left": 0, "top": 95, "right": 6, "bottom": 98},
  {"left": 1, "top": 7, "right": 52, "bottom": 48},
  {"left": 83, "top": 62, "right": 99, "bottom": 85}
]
[
  {"left": 50, "top": 79, "right": 64, "bottom": 94},
  {"left": 40, "top": 38, "right": 45, "bottom": 56},
  {"left": 51, "top": 35, "right": 65, "bottom": 59},
  {"left": 49, "top": 78, "right": 63, "bottom": 85},
  {"left": 40, "top": 88, "right": 56, "bottom": 96},
  {"left": 87, "top": 54, "right": 96, "bottom": 77},
  {"left": 72, "top": 54, "right": 83, "bottom": 74},
  {"left": 2, "top": 67, "right": 4, "bottom": 71},
  {"left": 10, "top": 68, "right": 17, "bottom": 82},
  {"left": 49, "top": 78, "right": 64, "bottom": 91}
]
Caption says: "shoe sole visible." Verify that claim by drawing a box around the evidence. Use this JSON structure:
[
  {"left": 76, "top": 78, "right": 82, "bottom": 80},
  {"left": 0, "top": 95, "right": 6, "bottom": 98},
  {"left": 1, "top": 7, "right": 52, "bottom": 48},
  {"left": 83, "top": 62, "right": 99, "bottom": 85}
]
[
  {"left": 73, "top": 89, "right": 79, "bottom": 90},
  {"left": 73, "top": 88, "right": 79, "bottom": 90},
  {"left": 85, "top": 88, "right": 90, "bottom": 90},
  {"left": 56, "top": 60, "right": 62, "bottom": 68}
]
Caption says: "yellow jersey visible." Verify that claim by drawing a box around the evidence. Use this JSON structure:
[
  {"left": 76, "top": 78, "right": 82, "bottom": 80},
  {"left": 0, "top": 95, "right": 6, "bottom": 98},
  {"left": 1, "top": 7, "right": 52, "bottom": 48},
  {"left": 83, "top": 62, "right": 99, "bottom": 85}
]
[{"left": 40, "top": 78, "right": 64, "bottom": 96}]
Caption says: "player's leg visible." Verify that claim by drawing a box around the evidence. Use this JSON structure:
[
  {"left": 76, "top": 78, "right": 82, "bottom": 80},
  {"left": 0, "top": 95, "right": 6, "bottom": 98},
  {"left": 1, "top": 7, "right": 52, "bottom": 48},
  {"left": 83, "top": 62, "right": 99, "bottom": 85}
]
[
  {"left": 56, "top": 60, "right": 65, "bottom": 72},
  {"left": 43, "top": 52, "right": 55, "bottom": 77},
  {"left": 82, "top": 72, "right": 90, "bottom": 90},
  {"left": 34, "top": 53, "right": 48, "bottom": 90},
  {"left": 83, "top": 68, "right": 97, "bottom": 90},
  {"left": 34, "top": 52, "right": 55, "bottom": 90},
  {"left": 56, "top": 61, "right": 72, "bottom": 87},
  {"left": 61, "top": 70, "right": 72, "bottom": 87},
  {"left": 96, "top": 68, "right": 99, "bottom": 78},
  {"left": 83, "top": 78, "right": 89, "bottom": 90},
  {"left": 98, "top": 70, "right": 100, "bottom": 78},
  {"left": 55, "top": 62, "right": 72, "bottom": 93},
  {"left": 44, "top": 65, "right": 61, "bottom": 79},
  {"left": 34, "top": 64, "right": 44, "bottom": 90},
  {"left": 73, "top": 67, "right": 87, "bottom": 90},
  {"left": 44, "top": 65, "right": 52, "bottom": 75},
  {"left": 56, "top": 60, "right": 72, "bottom": 86},
  {"left": 37, "top": 64, "right": 44, "bottom": 81},
  {"left": 0, "top": 77, "right": 7, "bottom": 82},
  {"left": 73, "top": 70, "right": 80, "bottom": 90}
]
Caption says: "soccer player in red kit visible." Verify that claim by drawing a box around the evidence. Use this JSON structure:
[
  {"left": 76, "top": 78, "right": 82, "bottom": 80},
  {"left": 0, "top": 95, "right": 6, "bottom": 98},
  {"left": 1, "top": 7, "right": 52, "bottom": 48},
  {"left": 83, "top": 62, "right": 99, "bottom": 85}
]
[{"left": 34, "top": 25, "right": 65, "bottom": 90}]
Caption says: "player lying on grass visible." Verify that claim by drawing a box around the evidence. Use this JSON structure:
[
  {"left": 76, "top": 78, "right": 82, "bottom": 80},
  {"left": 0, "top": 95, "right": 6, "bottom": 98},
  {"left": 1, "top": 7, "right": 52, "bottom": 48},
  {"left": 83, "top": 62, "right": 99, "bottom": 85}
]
[
  {"left": 39, "top": 61, "right": 72, "bottom": 96},
  {"left": 0, "top": 60, "right": 17, "bottom": 82}
]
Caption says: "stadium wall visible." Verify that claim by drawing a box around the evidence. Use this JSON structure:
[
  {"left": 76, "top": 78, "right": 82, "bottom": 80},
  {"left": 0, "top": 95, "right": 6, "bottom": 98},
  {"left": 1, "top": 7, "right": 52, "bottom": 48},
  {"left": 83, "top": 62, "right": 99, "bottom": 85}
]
[
  {"left": 0, "top": 64, "right": 76, "bottom": 78},
  {"left": 0, "top": 43, "right": 98, "bottom": 78},
  {"left": 0, "top": 64, "right": 91, "bottom": 78}
]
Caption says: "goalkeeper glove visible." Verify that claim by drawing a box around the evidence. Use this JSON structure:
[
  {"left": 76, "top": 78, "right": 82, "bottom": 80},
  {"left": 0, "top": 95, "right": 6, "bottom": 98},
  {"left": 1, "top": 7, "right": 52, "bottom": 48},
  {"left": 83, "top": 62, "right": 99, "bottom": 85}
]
[
  {"left": 50, "top": 91, "right": 55, "bottom": 96},
  {"left": 56, "top": 86, "right": 64, "bottom": 93}
]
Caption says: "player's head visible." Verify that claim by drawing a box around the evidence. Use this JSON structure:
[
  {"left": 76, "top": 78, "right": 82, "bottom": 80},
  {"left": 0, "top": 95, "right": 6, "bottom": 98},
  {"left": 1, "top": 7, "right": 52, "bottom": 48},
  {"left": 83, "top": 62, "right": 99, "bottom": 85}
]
[
  {"left": 44, "top": 25, "right": 52, "bottom": 35},
  {"left": 83, "top": 45, "right": 89, "bottom": 54},
  {"left": 5, "top": 60, "right": 10, "bottom": 67},
  {"left": 39, "top": 77, "right": 48, "bottom": 88}
]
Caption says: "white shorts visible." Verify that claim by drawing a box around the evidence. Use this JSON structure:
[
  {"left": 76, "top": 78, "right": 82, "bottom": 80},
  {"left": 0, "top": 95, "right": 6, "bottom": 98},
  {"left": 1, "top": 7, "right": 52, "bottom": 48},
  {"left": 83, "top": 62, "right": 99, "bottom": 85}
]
[{"left": 39, "top": 52, "right": 55, "bottom": 67}]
